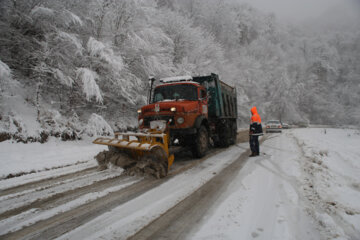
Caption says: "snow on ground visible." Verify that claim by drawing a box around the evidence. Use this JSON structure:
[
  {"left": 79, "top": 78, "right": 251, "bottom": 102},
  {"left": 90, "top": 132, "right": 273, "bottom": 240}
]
[
  {"left": 0, "top": 168, "right": 124, "bottom": 215},
  {"left": 187, "top": 131, "right": 321, "bottom": 240},
  {"left": 0, "top": 161, "right": 96, "bottom": 190},
  {"left": 0, "top": 128, "right": 359, "bottom": 240},
  {"left": 58, "top": 142, "right": 250, "bottom": 240},
  {"left": 0, "top": 177, "right": 140, "bottom": 235},
  {"left": 292, "top": 128, "right": 360, "bottom": 239},
  {"left": 0, "top": 137, "right": 106, "bottom": 180},
  {"left": 188, "top": 128, "right": 360, "bottom": 240}
]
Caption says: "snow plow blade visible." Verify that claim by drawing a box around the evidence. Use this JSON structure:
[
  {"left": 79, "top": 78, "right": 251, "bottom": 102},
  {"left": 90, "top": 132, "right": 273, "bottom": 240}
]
[{"left": 93, "top": 130, "right": 174, "bottom": 178}]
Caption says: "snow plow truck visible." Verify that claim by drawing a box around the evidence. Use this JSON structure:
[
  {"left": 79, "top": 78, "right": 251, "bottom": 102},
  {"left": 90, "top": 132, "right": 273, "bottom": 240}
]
[{"left": 93, "top": 73, "right": 238, "bottom": 178}]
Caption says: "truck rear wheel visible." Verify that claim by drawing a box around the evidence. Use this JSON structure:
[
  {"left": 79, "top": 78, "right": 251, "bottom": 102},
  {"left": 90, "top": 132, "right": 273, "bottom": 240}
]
[
  {"left": 192, "top": 125, "right": 208, "bottom": 158},
  {"left": 217, "top": 122, "right": 231, "bottom": 148},
  {"left": 229, "top": 121, "right": 237, "bottom": 145}
]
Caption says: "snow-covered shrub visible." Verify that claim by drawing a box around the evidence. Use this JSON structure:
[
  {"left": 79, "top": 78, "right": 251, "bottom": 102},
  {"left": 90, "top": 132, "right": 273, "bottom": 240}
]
[
  {"left": 39, "top": 109, "right": 63, "bottom": 130},
  {"left": 0, "top": 112, "right": 34, "bottom": 143},
  {"left": 39, "top": 109, "right": 83, "bottom": 141},
  {"left": 85, "top": 113, "right": 114, "bottom": 137},
  {"left": 76, "top": 68, "right": 103, "bottom": 103},
  {"left": 67, "top": 112, "right": 83, "bottom": 133},
  {"left": 0, "top": 60, "right": 11, "bottom": 92},
  {"left": 0, "top": 114, "right": 24, "bottom": 135},
  {"left": 0, "top": 60, "right": 11, "bottom": 80}
]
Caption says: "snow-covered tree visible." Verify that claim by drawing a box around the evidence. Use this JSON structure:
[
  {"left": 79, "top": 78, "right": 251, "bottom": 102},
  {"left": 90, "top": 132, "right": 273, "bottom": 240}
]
[
  {"left": 1, "top": 0, "right": 360, "bottom": 142},
  {"left": 0, "top": 60, "right": 12, "bottom": 93},
  {"left": 76, "top": 68, "right": 103, "bottom": 103}
]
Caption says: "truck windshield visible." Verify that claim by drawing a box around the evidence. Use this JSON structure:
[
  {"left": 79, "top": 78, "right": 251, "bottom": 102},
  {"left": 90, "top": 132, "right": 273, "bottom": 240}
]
[{"left": 152, "top": 84, "right": 198, "bottom": 102}]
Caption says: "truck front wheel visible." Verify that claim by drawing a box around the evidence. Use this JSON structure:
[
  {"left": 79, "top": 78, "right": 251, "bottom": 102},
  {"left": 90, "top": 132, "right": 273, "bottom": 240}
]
[{"left": 192, "top": 125, "right": 208, "bottom": 158}]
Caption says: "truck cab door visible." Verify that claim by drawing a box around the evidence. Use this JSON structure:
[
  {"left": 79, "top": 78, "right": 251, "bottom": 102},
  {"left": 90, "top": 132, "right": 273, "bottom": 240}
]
[{"left": 199, "top": 89, "right": 208, "bottom": 116}]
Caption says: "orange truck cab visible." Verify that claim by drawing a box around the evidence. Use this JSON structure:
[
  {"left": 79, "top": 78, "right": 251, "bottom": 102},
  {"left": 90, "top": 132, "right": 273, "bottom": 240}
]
[{"left": 138, "top": 73, "right": 237, "bottom": 158}]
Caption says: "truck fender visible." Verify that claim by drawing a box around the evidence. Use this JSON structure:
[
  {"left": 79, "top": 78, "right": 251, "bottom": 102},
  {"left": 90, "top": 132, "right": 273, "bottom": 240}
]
[{"left": 194, "top": 116, "right": 208, "bottom": 130}]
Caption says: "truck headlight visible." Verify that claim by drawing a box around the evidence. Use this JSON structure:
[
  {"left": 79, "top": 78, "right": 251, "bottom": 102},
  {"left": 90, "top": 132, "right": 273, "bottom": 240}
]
[
  {"left": 177, "top": 117, "right": 184, "bottom": 124},
  {"left": 137, "top": 109, "right": 142, "bottom": 114},
  {"left": 138, "top": 119, "right": 143, "bottom": 126},
  {"left": 170, "top": 107, "right": 176, "bottom": 112}
]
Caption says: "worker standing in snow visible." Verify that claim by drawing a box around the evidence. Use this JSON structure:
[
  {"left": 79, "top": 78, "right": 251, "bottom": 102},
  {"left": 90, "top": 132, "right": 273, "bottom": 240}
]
[{"left": 249, "top": 106, "right": 263, "bottom": 157}]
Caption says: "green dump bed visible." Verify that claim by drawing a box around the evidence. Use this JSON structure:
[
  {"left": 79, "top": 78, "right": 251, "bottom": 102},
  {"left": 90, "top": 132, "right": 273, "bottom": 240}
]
[{"left": 193, "top": 73, "right": 237, "bottom": 120}]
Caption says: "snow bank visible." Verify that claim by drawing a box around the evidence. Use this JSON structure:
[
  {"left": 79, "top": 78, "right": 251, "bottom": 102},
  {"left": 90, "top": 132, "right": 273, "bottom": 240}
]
[
  {"left": 0, "top": 137, "right": 106, "bottom": 179},
  {"left": 292, "top": 128, "right": 360, "bottom": 239}
]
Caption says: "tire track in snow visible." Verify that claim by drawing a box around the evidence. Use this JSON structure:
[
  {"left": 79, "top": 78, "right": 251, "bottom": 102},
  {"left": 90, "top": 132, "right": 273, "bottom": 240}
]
[
  {"left": 0, "top": 177, "right": 162, "bottom": 240},
  {"left": 0, "top": 167, "right": 97, "bottom": 198},
  {"left": 0, "top": 161, "right": 97, "bottom": 191},
  {"left": 128, "top": 137, "right": 267, "bottom": 240},
  {"left": 1, "top": 153, "right": 221, "bottom": 240},
  {"left": 0, "top": 169, "right": 124, "bottom": 220},
  {"left": 0, "top": 131, "right": 250, "bottom": 240},
  {"left": 0, "top": 177, "right": 141, "bottom": 236}
]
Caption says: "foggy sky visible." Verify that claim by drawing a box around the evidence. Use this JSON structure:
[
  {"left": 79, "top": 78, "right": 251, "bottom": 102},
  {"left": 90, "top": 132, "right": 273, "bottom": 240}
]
[{"left": 235, "top": 0, "right": 360, "bottom": 23}]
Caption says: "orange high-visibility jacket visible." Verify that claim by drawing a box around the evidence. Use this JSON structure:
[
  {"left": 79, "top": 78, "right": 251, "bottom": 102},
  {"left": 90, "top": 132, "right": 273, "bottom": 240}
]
[
  {"left": 250, "top": 106, "right": 261, "bottom": 124},
  {"left": 250, "top": 106, "right": 263, "bottom": 135}
]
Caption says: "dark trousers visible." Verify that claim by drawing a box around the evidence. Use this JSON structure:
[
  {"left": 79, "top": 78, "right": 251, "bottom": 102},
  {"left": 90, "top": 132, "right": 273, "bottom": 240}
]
[{"left": 249, "top": 135, "right": 259, "bottom": 154}]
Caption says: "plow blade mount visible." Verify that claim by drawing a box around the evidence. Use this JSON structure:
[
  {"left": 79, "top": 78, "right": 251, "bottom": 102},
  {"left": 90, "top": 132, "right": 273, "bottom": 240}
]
[{"left": 93, "top": 130, "right": 174, "bottom": 178}]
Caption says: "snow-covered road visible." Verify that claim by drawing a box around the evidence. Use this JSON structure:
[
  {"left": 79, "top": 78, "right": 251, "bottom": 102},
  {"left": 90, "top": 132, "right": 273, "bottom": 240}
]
[
  {"left": 188, "top": 131, "right": 320, "bottom": 240},
  {"left": 188, "top": 128, "right": 360, "bottom": 240},
  {"left": 0, "top": 128, "right": 359, "bottom": 240}
]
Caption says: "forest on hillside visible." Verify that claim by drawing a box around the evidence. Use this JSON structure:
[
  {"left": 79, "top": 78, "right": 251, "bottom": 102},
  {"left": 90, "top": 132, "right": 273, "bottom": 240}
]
[{"left": 0, "top": 0, "right": 359, "bottom": 141}]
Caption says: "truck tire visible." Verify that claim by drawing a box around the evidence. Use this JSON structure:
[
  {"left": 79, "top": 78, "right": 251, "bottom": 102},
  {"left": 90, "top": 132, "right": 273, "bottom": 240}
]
[
  {"left": 192, "top": 125, "right": 208, "bottom": 158},
  {"left": 218, "top": 122, "right": 231, "bottom": 148}
]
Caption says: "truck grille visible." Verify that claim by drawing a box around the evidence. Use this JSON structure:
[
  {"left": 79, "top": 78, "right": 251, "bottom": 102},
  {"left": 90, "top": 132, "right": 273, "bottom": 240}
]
[
  {"left": 143, "top": 107, "right": 171, "bottom": 113},
  {"left": 144, "top": 115, "right": 175, "bottom": 127}
]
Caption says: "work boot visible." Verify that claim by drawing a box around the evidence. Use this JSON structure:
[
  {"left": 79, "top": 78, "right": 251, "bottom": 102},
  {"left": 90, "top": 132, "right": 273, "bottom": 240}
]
[
  {"left": 256, "top": 152, "right": 260, "bottom": 156},
  {"left": 249, "top": 152, "right": 256, "bottom": 157}
]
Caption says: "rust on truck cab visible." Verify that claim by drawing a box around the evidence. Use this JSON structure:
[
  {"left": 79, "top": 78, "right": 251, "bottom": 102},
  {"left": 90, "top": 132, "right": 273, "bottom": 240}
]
[
  {"left": 93, "top": 73, "right": 237, "bottom": 178},
  {"left": 138, "top": 73, "right": 238, "bottom": 158},
  {"left": 138, "top": 81, "right": 208, "bottom": 132}
]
